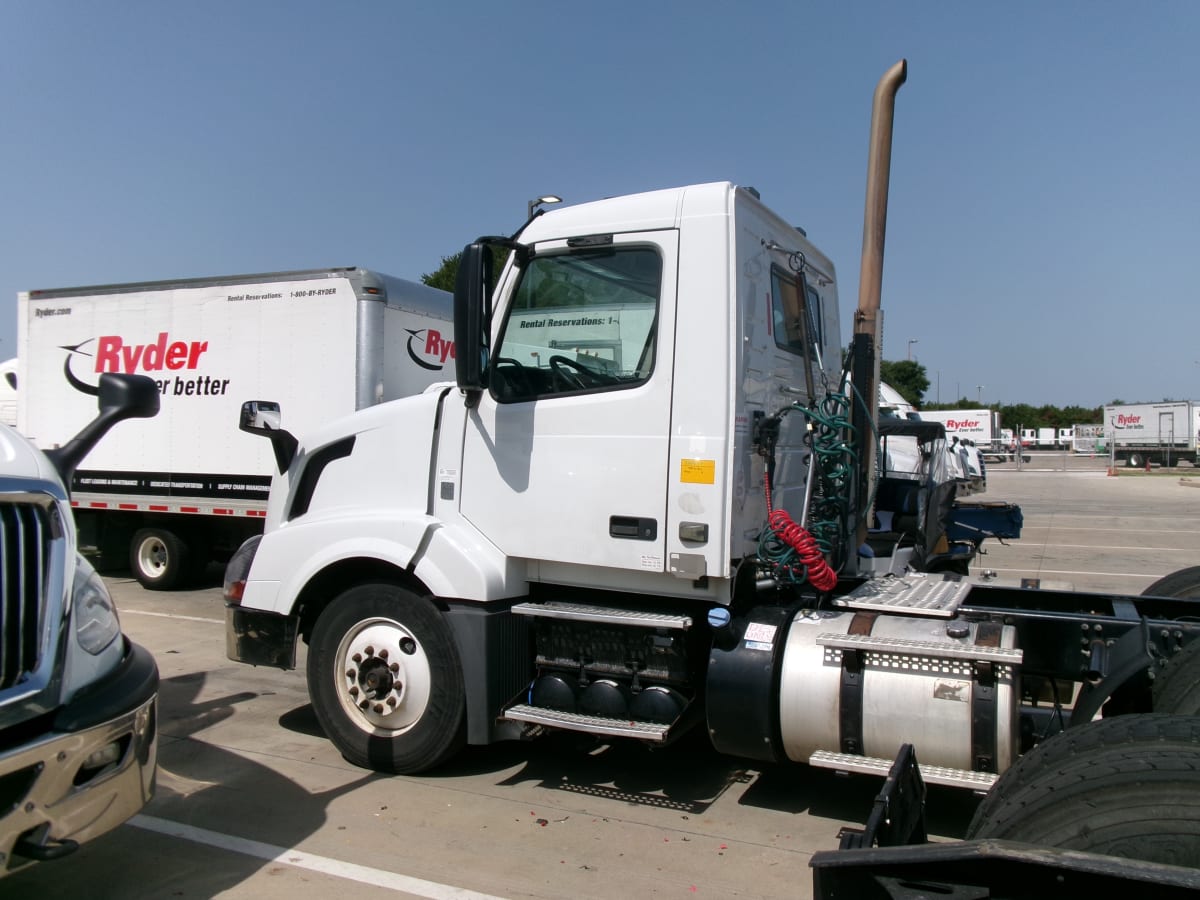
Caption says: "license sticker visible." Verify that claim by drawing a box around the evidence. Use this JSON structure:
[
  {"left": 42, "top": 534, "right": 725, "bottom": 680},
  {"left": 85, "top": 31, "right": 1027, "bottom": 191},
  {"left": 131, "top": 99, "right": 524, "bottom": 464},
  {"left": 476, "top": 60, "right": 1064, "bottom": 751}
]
[
  {"left": 681, "top": 459, "right": 716, "bottom": 484},
  {"left": 744, "top": 622, "right": 777, "bottom": 643}
]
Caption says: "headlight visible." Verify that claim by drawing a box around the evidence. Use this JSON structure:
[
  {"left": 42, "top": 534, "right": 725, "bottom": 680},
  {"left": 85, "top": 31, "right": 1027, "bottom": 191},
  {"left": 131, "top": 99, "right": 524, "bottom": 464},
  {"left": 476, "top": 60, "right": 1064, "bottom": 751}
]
[{"left": 73, "top": 558, "right": 121, "bottom": 655}]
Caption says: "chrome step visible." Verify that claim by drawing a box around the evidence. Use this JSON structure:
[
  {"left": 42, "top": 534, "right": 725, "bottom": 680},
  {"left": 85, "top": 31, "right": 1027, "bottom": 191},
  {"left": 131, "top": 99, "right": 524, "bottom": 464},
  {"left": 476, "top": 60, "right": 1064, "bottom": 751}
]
[
  {"left": 503, "top": 703, "right": 672, "bottom": 741},
  {"left": 809, "top": 750, "right": 998, "bottom": 791},
  {"left": 512, "top": 601, "right": 692, "bottom": 630},
  {"left": 816, "top": 632, "right": 1023, "bottom": 664},
  {"left": 833, "top": 574, "right": 972, "bottom": 618}
]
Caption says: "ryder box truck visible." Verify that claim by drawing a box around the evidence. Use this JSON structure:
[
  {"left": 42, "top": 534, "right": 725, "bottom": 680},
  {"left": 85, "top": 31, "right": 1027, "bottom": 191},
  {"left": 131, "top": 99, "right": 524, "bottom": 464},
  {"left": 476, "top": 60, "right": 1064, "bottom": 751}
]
[{"left": 18, "top": 267, "right": 452, "bottom": 589}]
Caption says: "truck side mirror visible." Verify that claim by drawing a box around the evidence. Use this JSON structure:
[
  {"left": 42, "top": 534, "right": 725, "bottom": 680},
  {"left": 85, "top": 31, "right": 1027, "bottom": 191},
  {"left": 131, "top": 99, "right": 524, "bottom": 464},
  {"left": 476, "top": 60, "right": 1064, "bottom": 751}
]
[
  {"left": 46, "top": 373, "right": 161, "bottom": 492},
  {"left": 239, "top": 400, "right": 297, "bottom": 474},
  {"left": 454, "top": 242, "right": 492, "bottom": 405}
]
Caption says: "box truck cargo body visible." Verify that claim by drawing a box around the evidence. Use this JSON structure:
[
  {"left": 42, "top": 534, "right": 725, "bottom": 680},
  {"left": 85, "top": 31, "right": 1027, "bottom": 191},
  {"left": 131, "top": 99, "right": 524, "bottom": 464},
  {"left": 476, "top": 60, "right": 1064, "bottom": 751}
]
[
  {"left": 18, "top": 267, "right": 453, "bottom": 588},
  {"left": 1103, "top": 400, "right": 1200, "bottom": 467}
]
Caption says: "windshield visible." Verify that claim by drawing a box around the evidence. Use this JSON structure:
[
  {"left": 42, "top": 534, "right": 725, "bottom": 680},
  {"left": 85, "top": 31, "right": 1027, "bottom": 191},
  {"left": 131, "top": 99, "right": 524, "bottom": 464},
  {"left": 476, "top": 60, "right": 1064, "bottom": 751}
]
[{"left": 490, "top": 246, "right": 662, "bottom": 402}]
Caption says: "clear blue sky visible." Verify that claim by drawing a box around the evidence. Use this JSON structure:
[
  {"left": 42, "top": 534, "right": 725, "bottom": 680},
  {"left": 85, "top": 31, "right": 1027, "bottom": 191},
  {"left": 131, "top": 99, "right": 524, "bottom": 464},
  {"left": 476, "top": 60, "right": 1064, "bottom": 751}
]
[{"left": 2, "top": 2, "right": 1196, "bottom": 408}]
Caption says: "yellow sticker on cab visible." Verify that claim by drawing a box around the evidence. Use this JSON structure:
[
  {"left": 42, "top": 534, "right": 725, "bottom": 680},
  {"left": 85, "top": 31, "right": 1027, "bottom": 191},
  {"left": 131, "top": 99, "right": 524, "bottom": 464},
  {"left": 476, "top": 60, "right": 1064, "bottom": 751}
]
[{"left": 681, "top": 459, "right": 716, "bottom": 484}]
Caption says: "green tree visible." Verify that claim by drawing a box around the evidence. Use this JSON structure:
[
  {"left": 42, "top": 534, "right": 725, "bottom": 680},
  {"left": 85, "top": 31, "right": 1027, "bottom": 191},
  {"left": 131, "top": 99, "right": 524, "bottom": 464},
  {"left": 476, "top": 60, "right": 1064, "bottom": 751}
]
[
  {"left": 422, "top": 247, "right": 511, "bottom": 293},
  {"left": 421, "top": 252, "right": 463, "bottom": 292},
  {"left": 880, "top": 359, "right": 929, "bottom": 408}
]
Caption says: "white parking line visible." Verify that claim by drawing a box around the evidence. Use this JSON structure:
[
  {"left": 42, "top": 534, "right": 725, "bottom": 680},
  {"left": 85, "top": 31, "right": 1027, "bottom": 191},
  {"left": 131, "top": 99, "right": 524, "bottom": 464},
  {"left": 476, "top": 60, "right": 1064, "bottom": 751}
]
[
  {"left": 123, "top": 609, "right": 224, "bottom": 625},
  {"left": 129, "top": 815, "right": 507, "bottom": 898}
]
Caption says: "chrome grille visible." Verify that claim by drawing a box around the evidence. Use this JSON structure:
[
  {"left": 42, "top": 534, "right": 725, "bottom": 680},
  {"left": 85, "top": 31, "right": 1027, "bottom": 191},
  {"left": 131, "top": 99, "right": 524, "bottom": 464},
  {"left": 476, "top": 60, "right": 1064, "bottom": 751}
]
[{"left": 0, "top": 498, "right": 54, "bottom": 690}]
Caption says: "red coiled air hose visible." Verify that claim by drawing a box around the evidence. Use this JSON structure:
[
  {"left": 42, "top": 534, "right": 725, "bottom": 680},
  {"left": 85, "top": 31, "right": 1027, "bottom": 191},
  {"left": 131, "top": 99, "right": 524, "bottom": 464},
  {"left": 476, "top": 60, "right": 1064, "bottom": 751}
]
[{"left": 764, "top": 474, "right": 838, "bottom": 592}]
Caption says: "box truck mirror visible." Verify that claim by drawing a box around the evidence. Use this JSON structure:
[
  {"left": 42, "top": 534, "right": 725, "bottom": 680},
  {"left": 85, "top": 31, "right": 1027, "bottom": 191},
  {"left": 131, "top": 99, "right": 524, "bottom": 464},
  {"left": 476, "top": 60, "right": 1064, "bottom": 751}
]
[
  {"left": 239, "top": 400, "right": 297, "bottom": 474},
  {"left": 453, "top": 241, "right": 492, "bottom": 406}
]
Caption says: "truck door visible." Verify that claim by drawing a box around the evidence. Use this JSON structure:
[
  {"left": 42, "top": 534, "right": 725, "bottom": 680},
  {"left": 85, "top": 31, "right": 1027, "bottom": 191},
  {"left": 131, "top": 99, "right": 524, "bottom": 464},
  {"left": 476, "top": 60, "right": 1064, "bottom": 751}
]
[
  {"left": 1161, "top": 411, "right": 1175, "bottom": 466},
  {"left": 460, "top": 232, "right": 677, "bottom": 573}
]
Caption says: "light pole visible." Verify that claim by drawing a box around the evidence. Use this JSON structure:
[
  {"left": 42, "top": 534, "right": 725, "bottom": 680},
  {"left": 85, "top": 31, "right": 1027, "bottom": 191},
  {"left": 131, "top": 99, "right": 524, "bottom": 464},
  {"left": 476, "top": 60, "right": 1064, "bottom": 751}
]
[
  {"left": 527, "top": 195, "right": 563, "bottom": 220},
  {"left": 976, "top": 385, "right": 984, "bottom": 405},
  {"left": 907, "top": 338, "right": 918, "bottom": 361}
]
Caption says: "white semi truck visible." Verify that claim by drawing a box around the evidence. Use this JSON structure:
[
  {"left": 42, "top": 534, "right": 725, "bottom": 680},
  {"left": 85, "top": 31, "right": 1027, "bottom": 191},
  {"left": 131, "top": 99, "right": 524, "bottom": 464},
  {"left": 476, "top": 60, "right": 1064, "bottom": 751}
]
[
  {"left": 1104, "top": 400, "right": 1200, "bottom": 468},
  {"left": 224, "top": 62, "right": 1200, "bottom": 877},
  {"left": 0, "top": 373, "right": 159, "bottom": 875},
  {"left": 18, "top": 268, "right": 452, "bottom": 589}
]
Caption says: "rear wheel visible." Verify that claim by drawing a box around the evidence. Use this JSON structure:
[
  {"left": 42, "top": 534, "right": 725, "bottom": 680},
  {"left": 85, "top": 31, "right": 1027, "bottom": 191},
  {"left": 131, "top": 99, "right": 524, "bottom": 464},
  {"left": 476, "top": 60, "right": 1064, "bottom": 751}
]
[
  {"left": 307, "top": 583, "right": 466, "bottom": 774},
  {"left": 129, "top": 527, "right": 191, "bottom": 590},
  {"left": 1142, "top": 566, "right": 1200, "bottom": 599},
  {"left": 967, "top": 714, "right": 1200, "bottom": 867},
  {"left": 1127, "top": 452, "right": 1144, "bottom": 468},
  {"left": 1153, "top": 641, "right": 1200, "bottom": 715}
]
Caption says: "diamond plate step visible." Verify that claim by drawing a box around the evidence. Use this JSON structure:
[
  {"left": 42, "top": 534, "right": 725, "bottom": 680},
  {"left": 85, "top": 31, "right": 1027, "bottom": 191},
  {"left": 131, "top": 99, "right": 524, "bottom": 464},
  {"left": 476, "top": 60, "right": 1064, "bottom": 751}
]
[
  {"left": 833, "top": 574, "right": 972, "bottom": 618},
  {"left": 809, "top": 749, "right": 998, "bottom": 791},
  {"left": 816, "top": 632, "right": 1024, "bottom": 664},
  {"left": 503, "top": 703, "right": 672, "bottom": 741},
  {"left": 512, "top": 601, "right": 692, "bottom": 630}
]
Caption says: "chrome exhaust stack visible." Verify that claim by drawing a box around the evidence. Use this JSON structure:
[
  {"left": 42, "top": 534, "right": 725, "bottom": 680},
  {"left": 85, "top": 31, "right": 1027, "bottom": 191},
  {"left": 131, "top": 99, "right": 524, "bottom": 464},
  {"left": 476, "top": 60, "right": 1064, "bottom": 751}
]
[{"left": 850, "top": 59, "right": 907, "bottom": 555}]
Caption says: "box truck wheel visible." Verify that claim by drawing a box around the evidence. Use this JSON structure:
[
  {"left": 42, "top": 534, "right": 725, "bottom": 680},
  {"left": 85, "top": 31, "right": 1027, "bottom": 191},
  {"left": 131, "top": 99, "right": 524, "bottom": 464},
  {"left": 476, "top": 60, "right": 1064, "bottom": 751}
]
[
  {"left": 306, "top": 583, "right": 466, "bottom": 774},
  {"left": 1126, "top": 452, "right": 1144, "bottom": 468},
  {"left": 130, "top": 526, "right": 191, "bottom": 591},
  {"left": 965, "top": 714, "right": 1200, "bottom": 866}
]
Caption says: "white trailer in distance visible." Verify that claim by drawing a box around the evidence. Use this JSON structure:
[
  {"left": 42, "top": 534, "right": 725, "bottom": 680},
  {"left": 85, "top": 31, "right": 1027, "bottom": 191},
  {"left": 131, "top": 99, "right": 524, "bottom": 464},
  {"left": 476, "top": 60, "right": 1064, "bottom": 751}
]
[{"left": 18, "top": 268, "right": 452, "bottom": 589}]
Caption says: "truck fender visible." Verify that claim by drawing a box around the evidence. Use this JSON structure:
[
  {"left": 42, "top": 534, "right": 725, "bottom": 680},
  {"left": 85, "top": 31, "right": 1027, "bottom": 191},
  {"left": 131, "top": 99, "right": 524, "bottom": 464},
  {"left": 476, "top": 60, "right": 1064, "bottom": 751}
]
[
  {"left": 409, "top": 521, "right": 525, "bottom": 602},
  {"left": 240, "top": 516, "right": 441, "bottom": 615}
]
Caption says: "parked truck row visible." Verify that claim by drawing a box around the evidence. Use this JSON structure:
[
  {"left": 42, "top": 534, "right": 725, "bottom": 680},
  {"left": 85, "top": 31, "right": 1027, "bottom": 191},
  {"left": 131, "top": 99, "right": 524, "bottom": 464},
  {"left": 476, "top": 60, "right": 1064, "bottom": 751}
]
[{"left": 7, "top": 59, "right": 1200, "bottom": 892}]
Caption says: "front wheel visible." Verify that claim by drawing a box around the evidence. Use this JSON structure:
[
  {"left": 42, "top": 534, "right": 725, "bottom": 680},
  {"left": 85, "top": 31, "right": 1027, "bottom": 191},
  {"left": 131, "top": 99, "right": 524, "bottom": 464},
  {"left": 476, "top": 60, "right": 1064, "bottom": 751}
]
[{"left": 307, "top": 583, "right": 466, "bottom": 774}]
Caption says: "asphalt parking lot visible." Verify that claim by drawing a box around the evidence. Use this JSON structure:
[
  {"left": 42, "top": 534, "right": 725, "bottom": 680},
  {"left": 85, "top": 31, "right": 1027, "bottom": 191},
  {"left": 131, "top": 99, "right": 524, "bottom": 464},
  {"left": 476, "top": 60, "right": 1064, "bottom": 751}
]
[{"left": 6, "top": 462, "right": 1198, "bottom": 899}]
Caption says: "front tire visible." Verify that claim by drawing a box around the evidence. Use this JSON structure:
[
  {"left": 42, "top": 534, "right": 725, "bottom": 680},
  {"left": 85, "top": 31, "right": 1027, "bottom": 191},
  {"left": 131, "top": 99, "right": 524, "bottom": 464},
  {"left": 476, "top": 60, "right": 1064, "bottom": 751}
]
[{"left": 307, "top": 583, "right": 466, "bottom": 774}]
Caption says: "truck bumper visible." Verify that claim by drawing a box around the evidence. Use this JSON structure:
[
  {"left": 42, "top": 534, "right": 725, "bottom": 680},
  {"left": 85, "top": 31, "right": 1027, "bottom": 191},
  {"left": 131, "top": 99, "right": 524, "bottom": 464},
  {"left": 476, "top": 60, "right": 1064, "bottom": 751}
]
[
  {"left": 0, "top": 639, "right": 158, "bottom": 874},
  {"left": 225, "top": 606, "right": 298, "bottom": 669}
]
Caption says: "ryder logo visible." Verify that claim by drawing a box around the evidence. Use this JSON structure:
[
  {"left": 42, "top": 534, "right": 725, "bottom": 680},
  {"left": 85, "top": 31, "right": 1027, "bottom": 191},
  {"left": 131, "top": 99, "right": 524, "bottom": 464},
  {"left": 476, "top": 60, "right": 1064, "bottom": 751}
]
[
  {"left": 406, "top": 328, "right": 456, "bottom": 371},
  {"left": 94, "top": 333, "right": 209, "bottom": 373},
  {"left": 59, "top": 333, "right": 221, "bottom": 398},
  {"left": 945, "top": 419, "right": 981, "bottom": 430},
  {"left": 1112, "top": 414, "right": 1142, "bottom": 429}
]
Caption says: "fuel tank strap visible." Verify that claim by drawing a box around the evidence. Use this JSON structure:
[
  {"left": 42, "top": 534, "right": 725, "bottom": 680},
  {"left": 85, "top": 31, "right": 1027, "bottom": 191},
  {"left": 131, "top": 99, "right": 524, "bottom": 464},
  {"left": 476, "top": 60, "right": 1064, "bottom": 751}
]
[
  {"left": 839, "top": 613, "right": 878, "bottom": 755},
  {"left": 970, "top": 621, "right": 1004, "bottom": 773}
]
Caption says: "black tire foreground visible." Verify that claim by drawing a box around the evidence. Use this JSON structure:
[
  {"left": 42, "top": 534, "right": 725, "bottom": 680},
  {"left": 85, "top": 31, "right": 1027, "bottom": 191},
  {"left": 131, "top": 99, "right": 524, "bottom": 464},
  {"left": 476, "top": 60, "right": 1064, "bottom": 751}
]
[
  {"left": 966, "top": 714, "right": 1200, "bottom": 868},
  {"left": 306, "top": 583, "right": 466, "bottom": 774}
]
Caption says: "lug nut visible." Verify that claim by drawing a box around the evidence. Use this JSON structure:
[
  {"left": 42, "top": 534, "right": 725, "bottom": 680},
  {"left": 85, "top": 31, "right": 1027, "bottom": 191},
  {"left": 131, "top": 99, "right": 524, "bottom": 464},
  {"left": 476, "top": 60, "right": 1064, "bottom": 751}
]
[
  {"left": 386, "top": 697, "right": 397, "bottom": 707},
  {"left": 346, "top": 669, "right": 356, "bottom": 679},
  {"left": 365, "top": 645, "right": 375, "bottom": 656},
  {"left": 349, "top": 686, "right": 359, "bottom": 697},
  {"left": 390, "top": 662, "right": 400, "bottom": 673},
  {"left": 373, "top": 704, "right": 384, "bottom": 714},
  {"left": 379, "top": 649, "right": 389, "bottom": 660},
  {"left": 359, "top": 700, "right": 370, "bottom": 710},
  {"left": 352, "top": 652, "right": 363, "bottom": 663}
]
